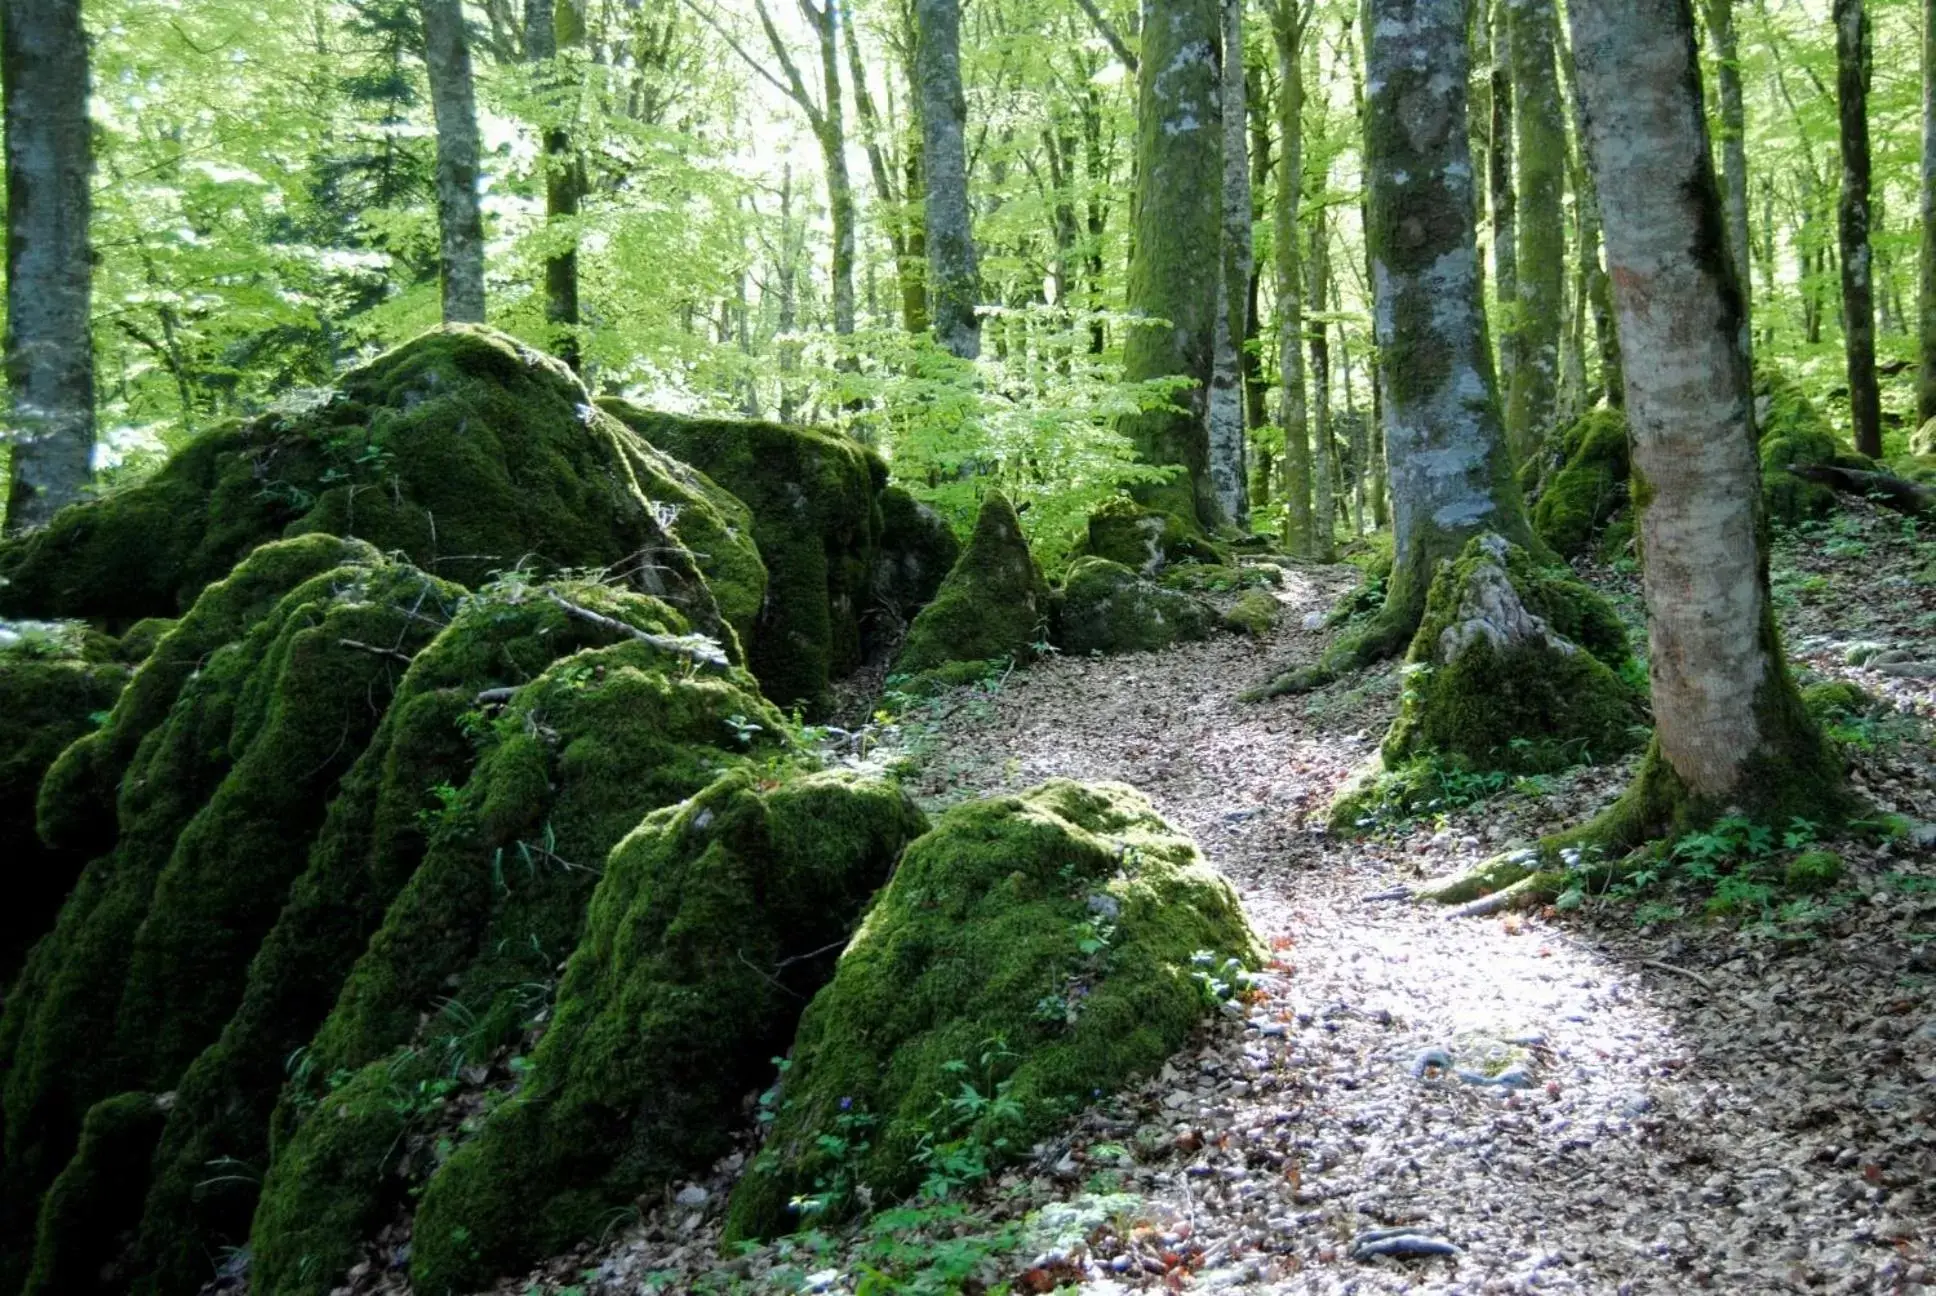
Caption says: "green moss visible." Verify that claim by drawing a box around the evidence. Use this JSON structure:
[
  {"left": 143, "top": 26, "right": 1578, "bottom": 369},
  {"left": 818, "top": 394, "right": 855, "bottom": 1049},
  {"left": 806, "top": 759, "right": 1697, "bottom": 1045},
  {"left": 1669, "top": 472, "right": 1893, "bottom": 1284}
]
[
  {"left": 1890, "top": 453, "right": 1936, "bottom": 485},
  {"left": 1222, "top": 590, "right": 1280, "bottom": 638},
  {"left": 127, "top": 581, "right": 682, "bottom": 1296},
  {"left": 895, "top": 492, "right": 1050, "bottom": 676},
  {"left": 1052, "top": 558, "right": 1214, "bottom": 656},
  {"left": 1159, "top": 563, "right": 1276, "bottom": 593},
  {"left": 1077, "top": 497, "right": 1226, "bottom": 574},
  {"left": 1532, "top": 409, "right": 1630, "bottom": 558},
  {"left": 1756, "top": 368, "right": 1858, "bottom": 523},
  {"left": 724, "top": 780, "right": 1261, "bottom": 1241},
  {"left": 1784, "top": 850, "right": 1843, "bottom": 893},
  {"left": 603, "top": 399, "right": 888, "bottom": 714},
  {"left": 249, "top": 637, "right": 784, "bottom": 1296},
  {"left": 0, "top": 327, "right": 740, "bottom": 651},
  {"left": 21, "top": 1093, "right": 167, "bottom": 1296},
  {"left": 1801, "top": 680, "right": 1873, "bottom": 720},
  {"left": 1379, "top": 534, "right": 1644, "bottom": 775},
  {"left": 875, "top": 486, "right": 962, "bottom": 620},
  {"left": 0, "top": 638, "right": 128, "bottom": 980},
  {"left": 407, "top": 771, "right": 927, "bottom": 1294}
]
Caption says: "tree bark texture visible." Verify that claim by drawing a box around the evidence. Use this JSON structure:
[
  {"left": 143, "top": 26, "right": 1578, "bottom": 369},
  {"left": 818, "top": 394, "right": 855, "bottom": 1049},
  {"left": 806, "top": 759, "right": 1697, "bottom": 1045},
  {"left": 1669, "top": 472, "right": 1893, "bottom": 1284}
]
[
  {"left": 3, "top": 0, "right": 95, "bottom": 532},
  {"left": 1707, "top": 0, "right": 1751, "bottom": 353},
  {"left": 1835, "top": 0, "right": 1882, "bottom": 459},
  {"left": 1919, "top": 0, "right": 1936, "bottom": 424},
  {"left": 1487, "top": 0, "right": 1518, "bottom": 398},
  {"left": 914, "top": 0, "right": 980, "bottom": 358},
  {"left": 1207, "top": 0, "right": 1253, "bottom": 526},
  {"left": 421, "top": 0, "right": 488, "bottom": 324},
  {"left": 525, "top": 0, "right": 582, "bottom": 368},
  {"left": 1308, "top": 216, "right": 1336, "bottom": 560},
  {"left": 1270, "top": 0, "right": 1313, "bottom": 554},
  {"left": 1504, "top": 0, "right": 1566, "bottom": 462}
]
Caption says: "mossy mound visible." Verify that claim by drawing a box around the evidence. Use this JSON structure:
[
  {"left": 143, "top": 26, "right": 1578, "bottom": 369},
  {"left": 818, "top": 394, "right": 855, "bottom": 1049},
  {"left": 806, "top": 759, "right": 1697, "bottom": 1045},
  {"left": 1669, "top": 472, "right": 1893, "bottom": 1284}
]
[
  {"left": 407, "top": 770, "right": 928, "bottom": 1294},
  {"left": 21, "top": 1092, "right": 168, "bottom": 1296},
  {"left": 249, "top": 630, "right": 783, "bottom": 1296},
  {"left": 0, "top": 631, "right": 130, "bottom": 979},
  {"left": 1755, "top": 369, "right": 1869, "bottom": 523},
  {"left": 0, "top": 326, "right": 751, "bottom": 651},
  {"left": 1158, "top": 563, "right": 1278, "bottom": 593},
  {"left": 1532, "top": 409, "right": 1629, "bottom": 559},
  {"left": 1801, "top": 679, "right": 1875, "bottom": 720},
  {"left": 125, "top": 577, "right": 734, "bottom": 1296},
  {"left": 724, "top": 780, "right": 1261, "bottom": 1241},
  {"left": 1379, "top": 534, "right": 1644, "bottom": 775},
  {"left": 1222, "top": 590, "right": 1281, "bottom": 637},
  {"left": 895, "top": 491, "right": 1050, "bottom": 679},
  {"left": 875, "top": 486, "right": 962, "bottom": 620},
  {"left": 1077, "top": 497, "right": 1225, "bottom": 574},
  {"left": 1052, "top": 558, "right": 1214, "bottom": 656},
  {"left": 603, "top": 400, "right": 894, "bottom": 714}
]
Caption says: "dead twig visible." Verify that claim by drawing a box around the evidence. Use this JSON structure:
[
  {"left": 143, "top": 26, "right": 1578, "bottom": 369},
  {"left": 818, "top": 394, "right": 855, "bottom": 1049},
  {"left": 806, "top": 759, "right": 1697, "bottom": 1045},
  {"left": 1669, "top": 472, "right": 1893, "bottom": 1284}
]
[{"left": 541, "top": 590, "right": 729, "bottom": 668}]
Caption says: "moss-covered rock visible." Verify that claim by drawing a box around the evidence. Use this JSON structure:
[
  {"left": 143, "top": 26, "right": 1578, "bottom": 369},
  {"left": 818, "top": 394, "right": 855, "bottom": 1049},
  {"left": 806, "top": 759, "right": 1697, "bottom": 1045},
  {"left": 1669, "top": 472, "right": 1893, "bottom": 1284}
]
[
  {"left": 1801, "top": 679, "right": 1874, "bottom": 720},
  {"left": 874, "top": 486, "right": 962, "bottom": 621},
  {"left": 603, "top": 400, "right": 889, "bottom": 713},
  {"left": 1784, "top": 849, "right": 1844, "bottom": 893},
  {"left": 1379, "top": 533, "right": 1645, "bottom": 774},
  {"left": 0, "top": 632, "right": 129, "bottom": 979},
  {"left": 1532, "top": 409, "right": 1629, "bottom": 558},
  {"left": 1158, "top": 563, "right": 1278, "bottom": 593},
  {"left": 0, "top": 327, "right": 747, "bottom": 652},
  {"left": 1077, "top": 497, "right": 1225, "bottom": 574},
  {"left": 1756, "top": 369, "right": 1865, "bottom": 524},
  {"left": 724, "top": 780, "right": 1261, "bottom": 1241},
  {"left": 21, "top": 1092, "right": 168, "bottom": 1296},
  {"left": 895, "top": 491, "right": 1050, "bottom": 678},
  {"left": 249, "top": 633, "right": 784, "bottom": 1296},
  {"left": 407, "top": 770, "right": 927, "bottom": 1294},
  {"left": 1222, "top": 589, "right": 1281, "bottom": 638},
  {"left": 1052, "top": 558, "right": 1214, "bottom": 656}
]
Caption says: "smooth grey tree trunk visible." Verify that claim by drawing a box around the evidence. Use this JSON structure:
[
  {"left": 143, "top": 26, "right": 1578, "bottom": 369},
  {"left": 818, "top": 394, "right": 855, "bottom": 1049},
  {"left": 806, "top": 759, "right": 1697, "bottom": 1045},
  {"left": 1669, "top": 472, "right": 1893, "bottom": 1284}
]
[
  {"left": 914, "top": 0, "right": 980, "bottom": 358},
  {"left": 1835, "top": 0, "right": 1882, "bottom": 459},
  {"left": 1488, "top": 0, "right": 1518, "bottom": 398},
  {"left": 1923, "top": 0, "right": 1936, "bottom": 425},
  {"left": 1270, "top": 0, "right": 1312, "bottom": 555},
  {"left": 525, "top": 0, "right": 582, "bottom": 367},
  {"left": 3, "top": 0, "right": 95, "bottom": 532},
  {"left": 1121, "top": 0, "right": 1226, "bottom": 529},
  {"left": 1308, "top": 216, "right": 1335, "bottom": 562},
  {"left": 1504, "top": 0, "right": 1566, "bottom": 462},
  {"left": 1207, "top": 0, "right": 1253, "bottom": 527},
  {"left": 421, "top": 0, "right": 487, "bottom": 324},
  {"left": 1568, "top": 0, "right": 1844, "bottom": 830}
]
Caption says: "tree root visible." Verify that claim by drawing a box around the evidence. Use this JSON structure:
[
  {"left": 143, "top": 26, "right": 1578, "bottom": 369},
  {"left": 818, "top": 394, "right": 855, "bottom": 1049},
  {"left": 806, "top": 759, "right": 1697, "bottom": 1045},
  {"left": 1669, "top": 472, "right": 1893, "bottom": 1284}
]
[{"left": 1441, "top": 871, "right": 1564, "bottom": 918}]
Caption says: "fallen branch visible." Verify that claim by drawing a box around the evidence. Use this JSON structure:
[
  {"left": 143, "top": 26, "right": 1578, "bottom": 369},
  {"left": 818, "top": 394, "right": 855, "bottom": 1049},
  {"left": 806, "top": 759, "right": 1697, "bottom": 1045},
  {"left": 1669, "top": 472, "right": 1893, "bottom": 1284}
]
[
  {"left": 1785, "top": 462, "right": 1936, "bottom": 516},
  {"left": 541, "top": 590, "right": 729, "bottom": 668},
  {"left": 1637, "top": 958, "right": 1715, "bottom": 991},
  {"left": 338, "top": 638, "right": 415, "bottom": 665},
  {"left": 1441, "top": 872, "right": 1553, "bottom": 919}
]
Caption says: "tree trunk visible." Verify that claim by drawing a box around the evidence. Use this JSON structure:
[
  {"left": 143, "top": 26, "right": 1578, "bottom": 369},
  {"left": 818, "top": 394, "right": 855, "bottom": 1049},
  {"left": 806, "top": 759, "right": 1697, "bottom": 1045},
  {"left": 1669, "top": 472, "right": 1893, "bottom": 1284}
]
[
  {"left": 1121, "top": 0, "right": 1225, "bottom": 529},
  {"left": 914, "top": 0, "right": 979, "bottom": 358},
  {"left": 1707, "top": 0, "right": 1751, "bottom": 355},
  {"left": 1308, "top": 216, "right": 1336, "bottom": 561},
  {"left": 1560, "top": 32, "right": 1622, "bottom": 408},
  {"left": 1567, "top": 0, "right": 1845, "bottom": 836},
  {"left": 1920, "top": 0, "right": 1936, "bottom": 425},
  {"left": 1835, "top": 0, "right": 1882, "bottom": 459},
  {"left": 525, "top": 0, "right": 582, "bottom": 368},
  {"left": 1270, "top": 0, "right": 1312, "bottom": 556},
  {"left": 1207, "top": 0, "right": 1253, "bottom": 526},
  {"left": 814, "top": 2, "right": 857, "bottom": 338},
  {"left": 1488, "top": 0, "right": 1518, "bottom": 397},
  {"left": 1504, "top": 0, "right": 1566, "bottom": 463},
  {"left": 2, "top": 0, "right": 95, "bottom": 532},
  {"left": 421, "top": 0, "right": 488, "bottom": 324}
]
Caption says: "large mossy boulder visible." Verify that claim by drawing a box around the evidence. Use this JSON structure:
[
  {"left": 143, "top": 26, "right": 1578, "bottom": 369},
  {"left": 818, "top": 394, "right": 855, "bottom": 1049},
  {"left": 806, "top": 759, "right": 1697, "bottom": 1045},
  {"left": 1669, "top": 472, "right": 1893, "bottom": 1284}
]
[
  {"left": 603, "top": 400, "right": 895, "bottom": 714},
  {"left": 894, "top": 491, "right": 1050, "bottom": 679},
  {"left": 1077, "top": 496, "right": 1225, "bottom": 574},
  {"left": 0, "top": 326, "right": 760, "bottom": 651},
  {"left": 724, "top": 780, "right": 1262, "bottom": 1242},
  {"left": 1532, "top": 409, "right": 1629, "bottom": 558},
  {"left": 1755, "top": 368, "right": 1871, "bottom": 523},
  {"left": 407, "top": 770, "right": 928, "bottom": 1295},
  {"left": 1380, "top": 533, "right": 1644, "bottom": 774},
  {"left": 874, "top": 485, "right": 962, "bottom": 620},
  {"left": 1053, "top": 557, "right": 1214, "bottom": 656}
]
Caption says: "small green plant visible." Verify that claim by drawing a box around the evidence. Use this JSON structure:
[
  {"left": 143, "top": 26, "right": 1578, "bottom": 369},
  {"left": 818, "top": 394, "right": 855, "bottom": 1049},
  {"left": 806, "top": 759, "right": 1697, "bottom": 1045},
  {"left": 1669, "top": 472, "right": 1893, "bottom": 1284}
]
[
  {"left": 1606, "top": 815, "right": 1843, "bottom": 926},
  {"left": 911, "top": 1039, "right": 1025, "bottom": 1202}
]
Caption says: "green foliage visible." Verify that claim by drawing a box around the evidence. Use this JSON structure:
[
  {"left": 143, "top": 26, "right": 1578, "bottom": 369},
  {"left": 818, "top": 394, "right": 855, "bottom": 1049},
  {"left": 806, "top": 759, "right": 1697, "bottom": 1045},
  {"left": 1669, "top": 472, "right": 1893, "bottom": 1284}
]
[{"left": 1605, "top": 815, "right": 1846, "bottom": 925}]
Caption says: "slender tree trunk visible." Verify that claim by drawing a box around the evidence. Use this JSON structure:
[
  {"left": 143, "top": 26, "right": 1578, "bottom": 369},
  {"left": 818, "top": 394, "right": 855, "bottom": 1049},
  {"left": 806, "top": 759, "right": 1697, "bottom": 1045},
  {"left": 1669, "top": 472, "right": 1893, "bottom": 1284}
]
[
  {"left": 844, "top": 14, "right": 926, "bottom": 336},
  {"left": 1504, "top": 0, "right": 1566, "bottom": 462},
  {"left": 1836, "top": 0, "right": 1883, "bottom": 459},
  {"left": 1308, "top": 216, "right": 1336, "bottom": 561},
  {"left": 1488, "top": 0, "right": 1519, "bottom": 396},
  {"left": 1560, "top": 32, "right": 1622, "bottom": 408},
  {"left": 525, "top": 0, "right": 582, "bottom": 368},
  {"left": 1121, "top": 0, "right": 1225, "bottom": 529},
  {"left": 1920, "top": 0, "right": 1936, "bottom": 425},
  {"left": 1708, "top": 0, "right": 1751, "bottom": 355},
  {"left": 914, "top": 0, "right": 980, "bottom": 357},
  {"left": 1270, "top": 0, "right": 1312, "bottom": 556},
  {"left": 421, "top": 0, "right": 488, "bottom": 324},
  {"left": 1568, "top": 0, "right": 1845, "bottom": 835},
  {"left": 1207, "top": 0, "right": 1253, "bottom": 526},
  {"left": 814, "top": 3, "right": 857, "bottom": 337},
  {"left": 2, "top": 0, "right": 95, "bottom": 532}
]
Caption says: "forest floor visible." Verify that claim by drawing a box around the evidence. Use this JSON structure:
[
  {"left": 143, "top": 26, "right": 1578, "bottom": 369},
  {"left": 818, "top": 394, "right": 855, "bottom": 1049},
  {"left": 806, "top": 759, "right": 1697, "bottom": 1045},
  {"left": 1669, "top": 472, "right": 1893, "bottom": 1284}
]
[{"left": 506, "top": 503, "right": 1936, "bottom": 1296}]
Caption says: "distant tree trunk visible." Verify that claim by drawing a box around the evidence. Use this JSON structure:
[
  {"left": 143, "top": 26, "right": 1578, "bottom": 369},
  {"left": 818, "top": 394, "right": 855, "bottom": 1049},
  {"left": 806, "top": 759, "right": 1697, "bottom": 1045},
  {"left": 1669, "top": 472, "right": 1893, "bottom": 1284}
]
[
  {"left": 1488, "top": 0, "right": 1518, "bottom": 395},
  {"left": 1568, "top": 0, "right": 1846, "bottom": 838},
  {"left": 1920, "top": 0, "right": 1936, "bottom": 425},
  {"left": 421, "top": 0, "right": 488, "bottom": 324},
  {"left": 1250, "top": 0, "right": 1538, "bottom": 698},
  {"left": 1308, "top": 216, "right": 1336, "bottom": 561},
  {"left": 913, "top": 0, "right": 979, "bottom": 357},
  {"left": 1207, "top": 0, "right": 1253, "bottom": 526},
  {"left": 845, "top": 16, "right": 926, "bottom": 336},
  {"left": 2, "top": 0, "right": 95, "bottom": 532},
  {"left": 1505, "top": 0, "right": 1566, "bottom": 462},
  {"left": 1835, "top": 0, "right": 1883, "bottom": 459},
  {"left": 1270, "top": 0, "right": 1313, "bottom": 555},
  {"left": 1121, "top": 0, "right": 1225, "bottom": 529},
  {"left": 1560, "top": 32, "right": 1622, "bottom": 407},
  {"left": 1707, "top": 0, "right": 1751, "bottom": 355},
  {"left": 525, "top": 0, "right": 582, "bottom": 368}
]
